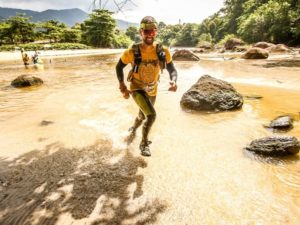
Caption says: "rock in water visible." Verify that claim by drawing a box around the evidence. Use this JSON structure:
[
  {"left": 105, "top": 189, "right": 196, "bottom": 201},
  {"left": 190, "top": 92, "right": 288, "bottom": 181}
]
[
  {"left": 180, "top": 75, "right": 243, "bottom": 111},
  {"left": 241, "top": 47, "right": 269, "bottom": 59},
  {"left": 172, "top": 49, "right": 200, "bottom": 61},
  {"left": 224, "top": 38, "right": 244, "bottom": 50},
  {"left": 253, "top": 42, "right": 275, "bottom": 49},
  {"left": 267, "top": 44, "right": 291, "bottom": 53},
  {"left": 11, "top": 75, "right": 43, "bottom": 88},
  {"left": 268, "top": 115, "right": 293, "bottom": 130},
  {"left": 246, "top": 136, "right": 300, "bottom": 156}
]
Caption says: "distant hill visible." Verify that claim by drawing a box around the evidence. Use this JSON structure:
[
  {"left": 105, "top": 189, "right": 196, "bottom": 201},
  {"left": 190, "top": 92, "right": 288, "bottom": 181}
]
[
  {"left": 0, "top": 7, "right": 87, "bottom": 27},
  {"left": 0, "top": 7, "right": 37, "bottom": 18},
  {"left": 117, "top": 19, "right": 138, "bottom": 30},
  {"left": 0, "top": 7, "right": 138, "bottom": 29}
]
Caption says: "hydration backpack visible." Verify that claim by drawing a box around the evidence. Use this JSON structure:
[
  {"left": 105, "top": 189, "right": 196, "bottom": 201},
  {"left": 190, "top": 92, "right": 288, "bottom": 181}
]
[{"left": 132, "top": 43, "right": 166, "bottom": 73}]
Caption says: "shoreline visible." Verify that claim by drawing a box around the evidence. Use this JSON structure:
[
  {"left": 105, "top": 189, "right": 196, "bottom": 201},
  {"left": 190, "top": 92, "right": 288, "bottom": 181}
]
[{"left": 0, "top": 48, "right": 124, "bottom": 62}]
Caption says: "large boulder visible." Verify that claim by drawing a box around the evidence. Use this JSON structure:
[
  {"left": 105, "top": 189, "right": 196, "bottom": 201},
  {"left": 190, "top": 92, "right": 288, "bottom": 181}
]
[
  {"left": 245, "top": 136, "right": 300, "bottom": 156},
  {"left": 267, "top": 44, "right": 291, "bottom": 53},
  {"left": 180, "top": 75, "right": 243, "bottom": 111},
  {"left": 172, "top": 49, "right": 200, "bottom": 61},
  {"left": 11, "top": 75, "right": 43, "bottom": 88},
  {"left": 241, "top": 47, "right": 269, "bottom": 59},
  {"left": 224, "top": 38, "right": 244, "bottom": 50},
  {"left": 253, "top": 42, "right": 275, "bottom": 49}
]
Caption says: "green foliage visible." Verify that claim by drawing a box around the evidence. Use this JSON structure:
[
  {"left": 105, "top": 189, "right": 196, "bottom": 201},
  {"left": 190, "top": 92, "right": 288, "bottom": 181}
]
[
  {"left": 40, "top": 20, "right": 68, "bottom": 43},
  {"left": 217, "top": 34, "right": 238, "bottom": 46},
  {"left": 238, "top": 0, "right": 292, "bottom": 43},
  {"left": 197, "top": 33, "right": 212, "bottom": 48},
  {"left": 82, "top": 9, "right": 116, "bottom": 47},
  {"left": 158, "top": 22, "right": 167, "bottom": 30},
  {"left": 174, "top": 23, "right": 199, "bottom": 46},
  {"left": 0, "top": 22, "right": 11, "bottom": 45},
  {"left": 157, "top": 24, "right": 182, "bottom": 46},
  {"left": 4, "top": 13, "right": 35, "bottom": 44},
  {"left": 198, "top": 33, "right": 212, "bottom": 43},
  {"left": 113, "top": 33, "right": 133, "bottom": 48},
  {"left": 0, "top": 43, "right": 91, "bottom": 52},
  {"left": 198, "top": 0, "right": 300, "bottom": 45},
  {"left": 125, "top": 26, "right": 140, "bottom": 42},
  {"left": 61, "top": 28, "right": 81, "bottom": 43}
]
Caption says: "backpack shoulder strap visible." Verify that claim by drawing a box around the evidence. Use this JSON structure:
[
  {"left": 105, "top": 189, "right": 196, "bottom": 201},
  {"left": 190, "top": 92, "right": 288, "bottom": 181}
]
[
  {"left": 156, "top": 43, "right": 166, "bottom": 71},
  {"left": 132, "top": 43, "right": 142, "bottom": 73}
]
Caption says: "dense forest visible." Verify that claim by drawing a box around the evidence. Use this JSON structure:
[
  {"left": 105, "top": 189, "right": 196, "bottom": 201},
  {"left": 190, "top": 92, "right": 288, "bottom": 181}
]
[
  {"left": 0, "top": 0, "right": 299, "bottom": 50},
  {"left": 157, "top": 0, "right": 300, "bottom": 47}
]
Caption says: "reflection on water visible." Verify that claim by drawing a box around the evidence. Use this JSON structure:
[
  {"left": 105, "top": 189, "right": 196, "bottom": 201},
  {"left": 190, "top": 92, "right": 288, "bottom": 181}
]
[{"left": 0, "top": 53, "right": 300, "bottom": 224}]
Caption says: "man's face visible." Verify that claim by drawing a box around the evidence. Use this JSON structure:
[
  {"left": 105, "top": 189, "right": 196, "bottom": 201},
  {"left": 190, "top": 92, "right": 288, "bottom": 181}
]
[{"left": 140, "top": 29, "right": 157, "bottom": 45}]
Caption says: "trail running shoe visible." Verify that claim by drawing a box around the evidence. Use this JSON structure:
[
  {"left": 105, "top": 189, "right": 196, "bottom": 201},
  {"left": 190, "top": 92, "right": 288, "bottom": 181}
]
[{"left": 139, "top": 141, "right": 152, "bottom": 157}]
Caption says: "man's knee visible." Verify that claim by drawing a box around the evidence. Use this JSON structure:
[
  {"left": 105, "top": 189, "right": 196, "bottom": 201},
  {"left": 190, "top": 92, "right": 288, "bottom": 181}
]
[
  {"left": 146, "top": 113, "right": 156, "bottom": 124},
  {"left": 138, "top": 113, "right": 146, "bottom": 121}
]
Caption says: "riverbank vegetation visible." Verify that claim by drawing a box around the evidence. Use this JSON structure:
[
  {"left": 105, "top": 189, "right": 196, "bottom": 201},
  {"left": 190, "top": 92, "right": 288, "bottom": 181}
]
[{"left": 0, "top": 0, "right": 299, "bottom": 51}]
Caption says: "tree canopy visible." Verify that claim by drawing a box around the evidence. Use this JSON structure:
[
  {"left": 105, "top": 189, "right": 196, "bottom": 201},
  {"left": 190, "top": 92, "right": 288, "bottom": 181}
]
[{"left": 82, "top": 9, "right": 116, "bottom": 47}]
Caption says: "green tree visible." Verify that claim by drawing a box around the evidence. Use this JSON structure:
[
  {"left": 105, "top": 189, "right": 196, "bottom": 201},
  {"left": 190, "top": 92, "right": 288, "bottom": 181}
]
[
  {"left": 82, "top": 9, "right": 116, "bottom": 47},
  {"left": 61, "top": 28, "right": 82, "bottom": 43},
  {"left": 113, "top": 32, "right": 132, "bottom": 48},
  {"left": 238, "top": 0, "right": 292, "bottom": 43},
  {"left": 40, "top": 20, "right": 67, "bottom": 43},
  {"left": 158, "top": 21, "right": 166, "bottom": 30},
  {"left": 174, "top": 23, "right": 198, "bottom": 46},
  {"left": 157, "top": 24, "right": 183, "bottom": 46},
  {"left": 6, "top": 13, "right": 35, "bottom": 44},
  {"left": 0, "top": 22, "right": 10, "bottom": 45},
  {"left": 125, "top": 26, "right": 139, "bottom": 42}
]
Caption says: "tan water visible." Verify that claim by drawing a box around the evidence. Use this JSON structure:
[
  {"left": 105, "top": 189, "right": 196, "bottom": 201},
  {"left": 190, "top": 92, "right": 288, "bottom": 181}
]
[{"left": 0, "top": 53, "right": 300, "bottom": 225}]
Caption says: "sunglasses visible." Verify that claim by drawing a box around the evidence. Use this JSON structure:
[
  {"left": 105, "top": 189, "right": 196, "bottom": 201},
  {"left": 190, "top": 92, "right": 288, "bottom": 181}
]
[{"left": 142, "top": 29, "right": 157, "bottom": 36}]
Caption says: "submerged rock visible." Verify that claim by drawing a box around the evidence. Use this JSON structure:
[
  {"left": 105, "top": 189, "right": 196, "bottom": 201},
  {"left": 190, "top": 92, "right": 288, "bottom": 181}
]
[
  {"left": 253, "top": 42, "right": 275, "bottom": 49},
  {"left": 241, "top": 47, "right": 269, "bottom": 59},
  {"left": 244, "top": 94, "right": 263, "bottom": 100},
  {"left": 180, "top": 75, "right": 243, "bottom": 111},
  {"left": 246, "top": 136, "right": 300, "bottom": 156},
  {"left": 172, "top": 50, "right": 200, "bottom": 61},
  {"left": 40, "top": 120, "right": 54, "bottom": 126},
  {"left": 193, "top": 49, "right": 205, "bottom": 53},
  {"left": 267, "top": 44, "right": 291, "bottom": 53},
  {"left": 233, "top": 46, "right": 248, "bottom": 52},
  {"left": 265, "top": 115, "right": 293, "bottom": 131},
  {"left": 11, "top": 75, "right": 43, "bottom": 88}
]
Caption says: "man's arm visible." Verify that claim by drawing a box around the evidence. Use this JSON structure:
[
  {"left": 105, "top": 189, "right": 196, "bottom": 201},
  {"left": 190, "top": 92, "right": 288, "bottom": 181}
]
[
  {"left": 116, "top": 59, "right": 127, "bottom": 82},
  {"left": 116, "top": 59, "right": 131, "bottom": 98},
  {"left": 166, "top": 61, "right": 177, "bottom": 82},
  {"left": 166, "top": 61, "right": 178, "bottom": 91}
]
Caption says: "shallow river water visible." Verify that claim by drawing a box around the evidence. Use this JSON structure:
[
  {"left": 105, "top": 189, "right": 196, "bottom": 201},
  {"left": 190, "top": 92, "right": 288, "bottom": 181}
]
[{"left": 0, "top": 52, "right": 300, "bottom": 225}]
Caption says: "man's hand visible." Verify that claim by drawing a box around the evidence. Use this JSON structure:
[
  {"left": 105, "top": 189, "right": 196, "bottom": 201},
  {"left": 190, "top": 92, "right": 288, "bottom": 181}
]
[
  {"left": 168, "top": 81, "right": 177, "bottom": 92},
  {"left": 119, "top": 82, "right": 131, "bottom": 99}
]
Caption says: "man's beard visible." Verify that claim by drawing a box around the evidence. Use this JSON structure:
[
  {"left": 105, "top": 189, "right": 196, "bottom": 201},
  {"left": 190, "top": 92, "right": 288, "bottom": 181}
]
[{"left": 143, "top": 37, "right": 154, "bottom": 45}]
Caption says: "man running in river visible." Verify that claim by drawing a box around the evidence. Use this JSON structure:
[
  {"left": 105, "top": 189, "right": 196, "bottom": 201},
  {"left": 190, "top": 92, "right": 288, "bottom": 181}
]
[{"left": 116, "top": 16, "right": 178, "bottom": 157}]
